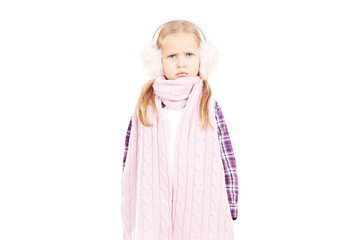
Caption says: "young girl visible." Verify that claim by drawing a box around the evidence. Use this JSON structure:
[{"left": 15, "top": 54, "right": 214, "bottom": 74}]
[{"left": 121, "top": 20, "right": 238, "bottom": 240}]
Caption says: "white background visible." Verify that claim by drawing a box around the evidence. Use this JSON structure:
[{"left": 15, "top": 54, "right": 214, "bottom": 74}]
[{"left": 1, "top": 0, "right": 359, "bottom": 239}]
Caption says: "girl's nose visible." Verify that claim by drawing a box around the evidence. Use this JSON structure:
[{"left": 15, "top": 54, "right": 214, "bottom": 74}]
[{"left": 177, "top": 56, "right": 186, "bottom": 68}]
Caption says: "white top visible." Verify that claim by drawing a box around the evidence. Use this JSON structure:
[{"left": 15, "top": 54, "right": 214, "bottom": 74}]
[{"left": 163, "top": 105, "right": 185, "bottom": 188}]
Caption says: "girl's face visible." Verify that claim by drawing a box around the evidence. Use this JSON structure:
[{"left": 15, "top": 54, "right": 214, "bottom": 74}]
[{"left": 161, "top": 31, "right": 200, "bottom": 80}]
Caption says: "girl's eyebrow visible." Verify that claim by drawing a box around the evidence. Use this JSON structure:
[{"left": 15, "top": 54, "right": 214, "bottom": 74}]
[{"left": 166, "top": 50, "right": 195, "bottom": 54}]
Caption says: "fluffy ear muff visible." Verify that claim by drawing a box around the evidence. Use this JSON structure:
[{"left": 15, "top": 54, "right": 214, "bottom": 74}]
[
  {"left": 199, "top": 40, "right": 219, "bottom": 80},
  {"left": 140, "top": 41, "right": 163, "bottom": 79}
]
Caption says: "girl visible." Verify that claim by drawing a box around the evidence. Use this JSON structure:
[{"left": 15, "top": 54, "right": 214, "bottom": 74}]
[{"left": 121, "top": 20, "right": 238, "bottom": 240}]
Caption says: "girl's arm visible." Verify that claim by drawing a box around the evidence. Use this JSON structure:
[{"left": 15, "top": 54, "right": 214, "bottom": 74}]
[
  {"left": 122, "top": 117, "right": 132, "bottom": 172},
  {"left": 214, "top": 100, "right": 239, "bottom": 221}
]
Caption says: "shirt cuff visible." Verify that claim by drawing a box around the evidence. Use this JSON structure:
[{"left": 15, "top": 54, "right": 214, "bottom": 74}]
[{"left": 230, "top": 203, "right": 238, "bottom": 220}]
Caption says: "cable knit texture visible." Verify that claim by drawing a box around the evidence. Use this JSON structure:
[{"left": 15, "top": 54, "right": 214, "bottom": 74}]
[{"left": 121, "top": 76, "right": 234, "bottom": 239}]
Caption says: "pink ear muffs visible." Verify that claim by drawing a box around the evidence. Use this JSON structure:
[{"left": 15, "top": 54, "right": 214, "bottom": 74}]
[{"left": 140, "top": 20, "right": 219, "bottom": 80}]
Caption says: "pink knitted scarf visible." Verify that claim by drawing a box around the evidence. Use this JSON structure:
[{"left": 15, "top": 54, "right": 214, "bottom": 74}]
[
  {"left": 121, "top": 75, "right": 234, "bottom": 239},
  {"left": 153, "top": 75, "right": 201, "bottom": 110}
]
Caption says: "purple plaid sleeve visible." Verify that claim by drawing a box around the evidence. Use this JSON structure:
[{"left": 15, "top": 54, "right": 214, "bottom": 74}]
[
  {"left": 214, "top": 100, "right": 239, "bottom": 220},
  {"left": 122, "top": 117, "right": 132, "bottom": 172},
  {"left": 122, "top": 100, "right": 239, "bottom": 220}
]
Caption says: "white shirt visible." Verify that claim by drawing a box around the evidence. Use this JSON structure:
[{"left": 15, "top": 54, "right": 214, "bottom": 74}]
[{"left": 162, "top": 105, "right": 185, "bottom": 188}]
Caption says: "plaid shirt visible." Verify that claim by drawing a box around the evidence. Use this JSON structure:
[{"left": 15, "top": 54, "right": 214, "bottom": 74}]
[{"left": 122, "top": 100, "right": 239, "bottom": 220}]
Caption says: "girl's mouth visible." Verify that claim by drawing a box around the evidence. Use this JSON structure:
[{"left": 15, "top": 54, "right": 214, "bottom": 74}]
[{"left": 176, "top": 72, "right": 188, "bottom": 76}]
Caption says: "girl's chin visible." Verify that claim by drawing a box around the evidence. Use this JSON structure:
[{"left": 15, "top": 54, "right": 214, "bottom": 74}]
[
  {"left": 164, "top": 76, "right": 180, "bottom": 80},
  {"left": 176, "top": 75, "right": 192, "bottom": 79}
]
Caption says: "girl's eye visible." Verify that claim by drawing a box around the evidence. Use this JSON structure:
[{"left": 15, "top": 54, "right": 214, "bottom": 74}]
[{"left": 168, "top": 53, "right": 194, "bottom": 59}]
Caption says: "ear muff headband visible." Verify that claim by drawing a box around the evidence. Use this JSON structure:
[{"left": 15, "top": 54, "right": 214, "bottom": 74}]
[{"left": 151, "top": 19, "right": 207, "bottom": 43}]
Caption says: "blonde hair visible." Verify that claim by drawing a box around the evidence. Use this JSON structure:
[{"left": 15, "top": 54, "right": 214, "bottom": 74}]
[{"left": 136, "top": 20, "right": 214, "bottom": 131}]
